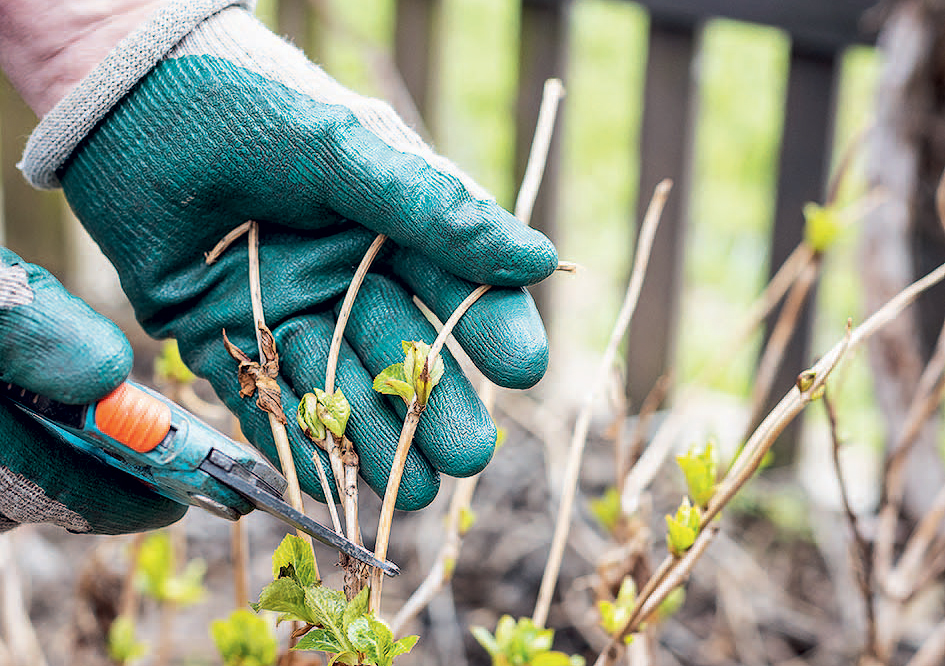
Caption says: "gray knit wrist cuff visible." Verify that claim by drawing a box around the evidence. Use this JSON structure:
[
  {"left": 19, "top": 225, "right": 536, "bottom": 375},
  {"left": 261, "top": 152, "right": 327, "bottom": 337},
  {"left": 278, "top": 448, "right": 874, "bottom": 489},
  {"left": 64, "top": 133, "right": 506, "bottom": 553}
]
[{"left": 18, "top": 0, "right": 253, "bottom": 190}]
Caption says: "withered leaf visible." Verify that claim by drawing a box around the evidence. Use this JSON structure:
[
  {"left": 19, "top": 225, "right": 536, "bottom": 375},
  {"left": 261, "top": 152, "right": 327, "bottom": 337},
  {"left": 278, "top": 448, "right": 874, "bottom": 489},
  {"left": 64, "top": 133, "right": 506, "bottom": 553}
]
[
  {"left": 257, "top": 324, "right": 280, "bottom": 379},
  {"left": 221, "top": 328, "right": 287, "bottom": 424},
  {"left": 339, "top": 437, "right": 359, "bottom": 468}
]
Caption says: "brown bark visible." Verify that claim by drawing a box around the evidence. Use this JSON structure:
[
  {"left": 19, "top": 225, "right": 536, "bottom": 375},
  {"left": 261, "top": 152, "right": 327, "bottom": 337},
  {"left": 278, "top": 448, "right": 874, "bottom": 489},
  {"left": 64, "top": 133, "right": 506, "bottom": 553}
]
[{"left": 864, "top": 0, "right": 945, "bottom": 519}]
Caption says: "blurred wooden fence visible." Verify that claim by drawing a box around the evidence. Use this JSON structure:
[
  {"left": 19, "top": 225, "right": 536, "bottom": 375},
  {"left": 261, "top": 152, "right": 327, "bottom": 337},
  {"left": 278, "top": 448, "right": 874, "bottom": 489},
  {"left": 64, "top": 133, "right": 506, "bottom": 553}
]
[{"left": 0, "top": 0, "right": 877, "bottom": 454}]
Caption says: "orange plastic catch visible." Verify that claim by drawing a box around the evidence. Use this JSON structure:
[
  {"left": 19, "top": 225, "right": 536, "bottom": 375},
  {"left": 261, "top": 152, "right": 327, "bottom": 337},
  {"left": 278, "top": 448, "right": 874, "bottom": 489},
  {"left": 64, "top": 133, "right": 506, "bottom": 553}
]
[{"left": 95, "top": 383, "right": 172, "bottom": 453}]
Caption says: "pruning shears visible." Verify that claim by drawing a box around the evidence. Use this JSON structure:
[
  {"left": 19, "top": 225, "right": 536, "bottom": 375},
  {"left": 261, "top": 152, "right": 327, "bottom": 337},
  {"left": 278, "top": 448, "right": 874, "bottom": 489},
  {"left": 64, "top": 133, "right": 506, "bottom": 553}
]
[{"left": 0, "top": 380, "right": 399, "bottom": 577}]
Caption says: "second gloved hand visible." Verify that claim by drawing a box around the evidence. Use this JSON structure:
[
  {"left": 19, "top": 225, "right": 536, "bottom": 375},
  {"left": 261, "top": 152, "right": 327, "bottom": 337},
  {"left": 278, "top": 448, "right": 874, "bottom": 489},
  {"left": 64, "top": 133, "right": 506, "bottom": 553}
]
[
  {"left": 23, "top": 2, "right": 558, "bottom": 510},
  {"left": 0, "top": 247, "right": 186, "bottom": 534}
]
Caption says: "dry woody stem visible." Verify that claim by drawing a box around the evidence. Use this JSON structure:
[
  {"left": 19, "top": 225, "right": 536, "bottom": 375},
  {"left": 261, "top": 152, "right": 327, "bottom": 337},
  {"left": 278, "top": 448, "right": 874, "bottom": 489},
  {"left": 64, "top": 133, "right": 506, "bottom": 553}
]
[
  {"left": 371, "top": 283, "right": 494, "bottom": 613},
  {"left": 594, "top": 258, "right": 945, "bottom": 663},
  {"left": 208, "top": 221, "right": 317, "bottom": 572},
  {"left": 532, "top": 178, "right": 672, "bottom": 629}
]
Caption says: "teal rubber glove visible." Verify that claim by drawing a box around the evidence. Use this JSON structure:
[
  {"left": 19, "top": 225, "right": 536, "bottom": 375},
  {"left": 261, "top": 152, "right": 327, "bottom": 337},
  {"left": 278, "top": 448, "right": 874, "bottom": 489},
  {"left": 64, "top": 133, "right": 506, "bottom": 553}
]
[
  {"left": 0, "top": 248, "right": 187, "bottom": 534},
  {"left": 21, "top": 2, "right": 557, "bottom": 510}
]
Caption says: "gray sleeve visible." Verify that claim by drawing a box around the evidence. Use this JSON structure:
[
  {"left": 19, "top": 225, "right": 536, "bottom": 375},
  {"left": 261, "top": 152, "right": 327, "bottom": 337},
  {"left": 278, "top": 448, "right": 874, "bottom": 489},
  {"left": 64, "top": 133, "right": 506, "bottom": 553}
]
[{"left": 18, "top": 0, "right": 253, "bottom": 190}]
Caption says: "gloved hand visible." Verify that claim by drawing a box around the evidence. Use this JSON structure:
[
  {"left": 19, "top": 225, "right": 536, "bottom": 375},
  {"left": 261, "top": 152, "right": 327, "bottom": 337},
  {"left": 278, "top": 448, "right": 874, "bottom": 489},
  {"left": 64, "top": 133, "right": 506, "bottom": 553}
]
[
  {"left": 0, "top": 247, "right": 187, "bottom": 534},
  {"left": 21, "top": 1, "right": 557, "bottom": 510}
]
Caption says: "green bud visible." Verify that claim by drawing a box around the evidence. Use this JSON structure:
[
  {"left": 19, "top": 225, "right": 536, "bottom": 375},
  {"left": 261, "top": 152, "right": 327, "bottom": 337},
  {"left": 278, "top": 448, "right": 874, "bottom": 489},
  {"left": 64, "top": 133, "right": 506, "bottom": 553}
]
[
  {"left": 665, "top": 497, "right": 701, "bottom": 557},
  {"left": 403, "top": 340, "right": 444, "bottom": 406},
  {"left": 297, "top": 392, "right": 326, "bottom": 441},
  {"left": 675, "top": 443, "right": 717, "bottom": 509},
  {"left": 598, "top": 576, "right": 637, "bottom": 636},
  {"left": 442, "top": 556, "right": 456, "bottom": 580},
  {"left": 458, "top": 506, "right": 477, "bottom": 536},
  {"left": 803, "top": 201, "right": 844, "bottom": 253},
  {"left": 590, "top": 487, "right": 623, "bottom": 534},
  {"left": 372, "top": 363, "right": 415, "bottom": 403},
  {"left": 314, "top": 388, "right": 350, "bottom": 438},
  {"left": 154, "top": 340, "right": 196, "bottom": 385},
  {"left": 656, "top": 587, "right": 686, "bottom": 621},
  {"left": 796, "top": 369, "right": 817, "bottom": 393}
]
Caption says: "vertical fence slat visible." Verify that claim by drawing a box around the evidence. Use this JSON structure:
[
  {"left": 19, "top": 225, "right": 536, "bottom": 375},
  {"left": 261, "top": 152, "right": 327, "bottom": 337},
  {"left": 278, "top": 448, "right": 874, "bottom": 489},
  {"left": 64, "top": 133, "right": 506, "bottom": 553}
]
[
  {"left": 516, "top": 0, "right": 570, "bottom": 318},
  {"left": 0, "top": 75, "right": 70, "bottom": 285},
  {"left": 626, "top": 21, "right": 699, "bottom": 410},
  {"left": 759, "top": 45, "right": 841, "bottom": 463},
  {"left": 394, "top": 0, "right": 440, "bottom": 127},
  {"left": 277, "top": 0, "right": 318, "bottom": 56}
]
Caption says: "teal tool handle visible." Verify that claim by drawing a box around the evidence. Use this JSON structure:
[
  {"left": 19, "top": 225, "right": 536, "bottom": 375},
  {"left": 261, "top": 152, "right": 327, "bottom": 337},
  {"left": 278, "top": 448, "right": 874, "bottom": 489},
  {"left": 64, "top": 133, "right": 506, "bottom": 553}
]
[{"left": 43, "top": 381, "right": 262, "bottom": 518}]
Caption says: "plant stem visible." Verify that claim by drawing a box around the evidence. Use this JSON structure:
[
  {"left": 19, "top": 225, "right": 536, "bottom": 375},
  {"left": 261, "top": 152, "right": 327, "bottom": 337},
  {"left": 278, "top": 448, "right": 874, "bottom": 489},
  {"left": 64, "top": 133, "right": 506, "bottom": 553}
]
[
  {"left": 747, "top": 255, "right": 821, "bottom": 429},
  {"left": 319, "top": 234, "right": 387, "bottom": 595},
  {"left": 824, "top": 392, "right": 876, "bottom": 658},
  {"left": 371, "top": 284, "right": 494, "bottom": 613},
  {"left": 390, "top": 475, "right": 479, "bottom": 635},
  {"left": 370, "top": 397, "right": 423, "bottom": 612},
  {"left": 514, "top": 78, "right": 565, "bottom": 225},
  {"left": 245, "top": 221, "right": 317, "bottom": 568},
  {"left": 314, "top": 450, "right": 343, "bottom": 535},
  {"left": 325, "top": 234, "right": 387, "bottom": 394},
  {"left": 598, "top": 259, "right": 945, "bottom": 659},
  {"left": 532, "top": 179, "right": 671, "bottom": 629},
  {"left": 231, "top": 519, "right": 249, "bottom": 609}
]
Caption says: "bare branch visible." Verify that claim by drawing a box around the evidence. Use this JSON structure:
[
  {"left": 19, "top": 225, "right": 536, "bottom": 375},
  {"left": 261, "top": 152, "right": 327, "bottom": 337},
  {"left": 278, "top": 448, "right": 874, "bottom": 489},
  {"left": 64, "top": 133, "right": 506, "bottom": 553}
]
[{"left": 532, "top": 179, "right": 672, "bottom": 628}]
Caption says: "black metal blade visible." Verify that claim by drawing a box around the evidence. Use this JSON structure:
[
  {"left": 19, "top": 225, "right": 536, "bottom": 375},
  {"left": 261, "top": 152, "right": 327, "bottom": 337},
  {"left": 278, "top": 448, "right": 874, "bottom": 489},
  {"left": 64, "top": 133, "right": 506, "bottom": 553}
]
[
  {"left": 0, "top": 382, "right": 87, "bottom": 428},
  {"left": 199, "top": 450, "right": 399, "bottom": 577}
]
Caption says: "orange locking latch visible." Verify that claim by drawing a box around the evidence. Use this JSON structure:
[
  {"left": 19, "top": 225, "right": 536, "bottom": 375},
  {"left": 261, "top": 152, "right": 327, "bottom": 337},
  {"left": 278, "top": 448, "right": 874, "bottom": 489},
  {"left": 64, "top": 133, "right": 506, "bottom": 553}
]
[{"left": 95, "top": 383, "right": 172, "bottom": 453}]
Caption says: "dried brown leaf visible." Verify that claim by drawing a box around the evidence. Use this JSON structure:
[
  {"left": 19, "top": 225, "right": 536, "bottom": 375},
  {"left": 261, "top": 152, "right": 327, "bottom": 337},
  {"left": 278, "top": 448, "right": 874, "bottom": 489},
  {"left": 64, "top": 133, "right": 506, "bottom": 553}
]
[
  {"left": 221, "top": 329, "right": 287, "bottom": 423},
  {"left": 257, "top": 324, "right": 280, "bottom": 379},
  {"left": 256, "top": 375, "right": 287, "bottom": 425},
  {"left": 340, "top": 437, "right": 359, "bottom": 468}
]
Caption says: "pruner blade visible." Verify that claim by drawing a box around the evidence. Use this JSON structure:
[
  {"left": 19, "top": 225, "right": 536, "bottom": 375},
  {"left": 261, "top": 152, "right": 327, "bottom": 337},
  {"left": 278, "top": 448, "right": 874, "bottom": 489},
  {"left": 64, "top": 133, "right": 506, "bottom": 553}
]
[{"left": 200, "top": 449, "right": 399, "bottom": 577}]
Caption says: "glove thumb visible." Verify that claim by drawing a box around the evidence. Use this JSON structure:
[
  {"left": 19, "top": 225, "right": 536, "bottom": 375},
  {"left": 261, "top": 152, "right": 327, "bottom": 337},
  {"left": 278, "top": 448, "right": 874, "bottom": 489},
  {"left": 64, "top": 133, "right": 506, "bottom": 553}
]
[{"left": 0, "top": 248, "right": 131, "bottom": 403}]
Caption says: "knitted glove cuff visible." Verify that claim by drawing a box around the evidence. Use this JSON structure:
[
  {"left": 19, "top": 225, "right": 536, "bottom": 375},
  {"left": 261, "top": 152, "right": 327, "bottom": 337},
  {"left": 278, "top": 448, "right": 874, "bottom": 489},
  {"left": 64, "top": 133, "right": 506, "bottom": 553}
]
[{"left": 19, "top": 0, "right": 253, "bottom": 189}]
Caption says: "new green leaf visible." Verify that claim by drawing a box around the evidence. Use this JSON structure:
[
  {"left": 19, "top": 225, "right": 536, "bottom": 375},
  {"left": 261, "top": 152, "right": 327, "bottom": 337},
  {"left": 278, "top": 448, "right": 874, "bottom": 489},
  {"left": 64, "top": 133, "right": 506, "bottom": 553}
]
[
  {"left": 314, "top": 387, "right": 351, "bottom": 438},
  {"left": 675, "top": 443, "right": 717, "bottom": 509},
  {"left": 210, "top": 609, "right": 278, "bottom": 666},
  {"left": 251, "top": 577, "right": 316, "bottom": 625},
  {"left": 402, "top": 340, "right": 443, "bottom": 406},
  {"left": 134, "top": 531, "right": 206, "bottom": 605},
  {"left": 372, "top": 363, "right": 414, "bottom": 403},
  {"left": 598, "top": 576, "right": 637, "bottom": 636},
  {"left": 666, "top": 497, "right": 701, "bottom": 557},
  {"left": 154, "top": 339, "right": 196, "bottom": 385},
  {"left": 107, "top": 615, "right": 148, "bottom": 665},
  {"left": 294, "top": 628, "right": 349, "bottom": 654},
  {"left": 271, "top": 534, "right": 319, "bottom": 587},
  {"left": 298, "top": 392, "right": 326, "bottom": 440},
  {"left": 305, "top": 585, "right": 352, "bottom": 652},
  {"left": 803, "top": 201, "right": 845, "bottom": 253},
  {"left": 472, "top": 615, "right": 583, "bottom": 666}
]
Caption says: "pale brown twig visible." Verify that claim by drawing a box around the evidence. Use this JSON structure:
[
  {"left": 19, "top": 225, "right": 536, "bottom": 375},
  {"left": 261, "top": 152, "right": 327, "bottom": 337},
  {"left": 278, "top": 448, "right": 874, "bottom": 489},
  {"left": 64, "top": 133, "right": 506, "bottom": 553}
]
[
  {"left": 905, "top": 617, "right": 945, "bottom": 666},
  {"left": 592, "top": 526, "right": 720, "bottom": 666},
  {"left": 231, "top": 519, "right": 249, "bottom": 609},
  {"left": 747, "top": 256, "right": 821, "bottom": 430},
  {"left": 514, "top": 78, "right": 565, "bottom": 225},
  {"left": 204, "top": 220, "right": 252, "bottom": 265},
  {"left": 597, "top": 260, "right": 945, "bottom": 660},
  {"left": 619, "top": 372, "right": 673, "bottom": 492},
  {"left": 876, "top": 315, "right": 945, "bottom": 580},
  {"left": 390, "top": 476, "right": 479, "bottom": 635},
  {"left": 371, "top": 284, "right": 494, "bottom": 613},
  {"left": 887, "top": 485, "right": 945, "bottom": 599},
  {"left": 325, "top": 234, "right": 387, "bottom": 395},
  {"left": 245, "top": 222, "right": 315, "bottom": 559},
  {"left": 532, "top": 179, "right": 672, "bottom": 628},
  {"left": 824, "top": 392, "right": 876, "bottom": 657}
]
